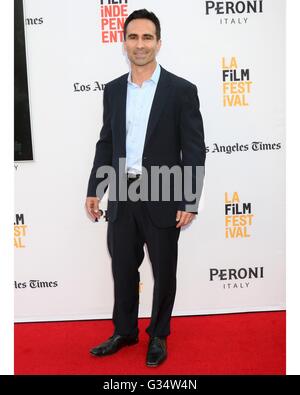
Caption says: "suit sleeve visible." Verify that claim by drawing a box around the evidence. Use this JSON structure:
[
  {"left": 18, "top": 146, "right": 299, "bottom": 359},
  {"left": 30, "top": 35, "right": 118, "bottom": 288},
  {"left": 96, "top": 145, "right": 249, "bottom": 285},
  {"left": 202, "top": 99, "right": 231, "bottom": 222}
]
[
  {"left": 178, "top": 84, "right": 206, "bottom": 213},
  {"left": 86, "top": 85, "right": 113, "bottom": 197}
]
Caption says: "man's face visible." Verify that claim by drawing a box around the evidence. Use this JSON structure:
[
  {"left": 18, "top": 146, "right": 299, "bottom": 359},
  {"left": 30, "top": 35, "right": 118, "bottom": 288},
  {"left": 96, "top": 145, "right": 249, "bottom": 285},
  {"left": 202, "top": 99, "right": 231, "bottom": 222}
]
[{"left": 123, "top": 19, "right": 161, "bottom": 67}]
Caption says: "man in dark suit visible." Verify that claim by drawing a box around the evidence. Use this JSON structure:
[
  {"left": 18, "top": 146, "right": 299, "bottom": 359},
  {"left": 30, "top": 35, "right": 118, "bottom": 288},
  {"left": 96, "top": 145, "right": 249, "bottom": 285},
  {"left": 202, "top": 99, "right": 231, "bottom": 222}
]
[{"left": 85, "top": 9, "right": 206, "bottom": 367}]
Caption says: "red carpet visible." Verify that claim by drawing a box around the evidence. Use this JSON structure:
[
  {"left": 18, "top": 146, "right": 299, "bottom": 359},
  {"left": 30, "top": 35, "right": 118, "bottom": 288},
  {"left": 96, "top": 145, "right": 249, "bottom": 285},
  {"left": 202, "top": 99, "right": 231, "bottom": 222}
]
[{"left": 14, "top": 311, "right": 285, "bottom": 375}]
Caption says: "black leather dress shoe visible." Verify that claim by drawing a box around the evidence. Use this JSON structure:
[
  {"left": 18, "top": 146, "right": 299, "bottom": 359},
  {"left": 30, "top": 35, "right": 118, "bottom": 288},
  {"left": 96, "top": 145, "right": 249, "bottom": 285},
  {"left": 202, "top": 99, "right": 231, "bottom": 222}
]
[
  {"left": 90, "top": 334, "right": 139, "bottom": 356},
  {"left": 146, "top": 336, "right": 167, "bottom": 367}
]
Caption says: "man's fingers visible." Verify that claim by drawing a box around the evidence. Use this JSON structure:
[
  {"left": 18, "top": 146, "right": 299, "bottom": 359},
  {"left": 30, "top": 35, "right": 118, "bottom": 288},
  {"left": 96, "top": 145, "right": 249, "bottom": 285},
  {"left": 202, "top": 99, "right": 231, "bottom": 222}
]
[
  {"left": 176, "top": 212, "right": 195, "bottom": 228},
  {"left": 93, "top": 202, "right": 101, "bottom": 220},
  {"left": 93, "top": 204, "right": 100, "bottom": 218},
  {"left": 176, "top": 210, "right": 182, "bottom": 222},
  {"left": 176, "top": 210, "right": 182, "bottom": 228},
  {"left": 85, "top": 198, "right": 101, "bottom": 221},
  {"left": 184, "top": 213, "right": 193, "bottom": 226},
  {"left": 176, "top": 212, "right": 188, "bottom": 228},
  {"left": 87, "top": 204, "right": 97, "bottom": 220}
]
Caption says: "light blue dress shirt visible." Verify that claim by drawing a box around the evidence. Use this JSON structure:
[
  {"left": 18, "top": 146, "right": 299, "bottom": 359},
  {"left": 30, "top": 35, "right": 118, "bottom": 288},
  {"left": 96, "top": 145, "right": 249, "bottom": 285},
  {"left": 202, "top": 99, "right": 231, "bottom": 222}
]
[{"left": 125, "top": 63, "right": 161, "bottom": 174}]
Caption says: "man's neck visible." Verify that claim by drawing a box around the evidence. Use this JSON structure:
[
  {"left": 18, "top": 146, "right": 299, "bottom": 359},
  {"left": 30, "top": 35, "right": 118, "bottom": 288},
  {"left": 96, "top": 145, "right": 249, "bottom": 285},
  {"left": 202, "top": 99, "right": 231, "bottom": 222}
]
[{"left": 130, "top": 61, "right": 157, "bottom": 86}]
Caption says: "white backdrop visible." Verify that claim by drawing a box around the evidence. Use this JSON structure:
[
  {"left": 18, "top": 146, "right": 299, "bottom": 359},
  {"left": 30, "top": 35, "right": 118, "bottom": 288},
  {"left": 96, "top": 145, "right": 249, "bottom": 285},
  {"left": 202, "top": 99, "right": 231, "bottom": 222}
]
[{"left": 15, "top": 0, "right": 285, "bottom": 322}]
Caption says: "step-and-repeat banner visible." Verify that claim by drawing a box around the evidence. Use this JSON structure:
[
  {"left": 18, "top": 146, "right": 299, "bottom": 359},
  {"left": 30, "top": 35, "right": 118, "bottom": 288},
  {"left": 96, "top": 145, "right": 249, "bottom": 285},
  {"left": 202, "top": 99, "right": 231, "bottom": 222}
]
[{"left": 15, "top": 0, "right": 285, "bottom": 322}]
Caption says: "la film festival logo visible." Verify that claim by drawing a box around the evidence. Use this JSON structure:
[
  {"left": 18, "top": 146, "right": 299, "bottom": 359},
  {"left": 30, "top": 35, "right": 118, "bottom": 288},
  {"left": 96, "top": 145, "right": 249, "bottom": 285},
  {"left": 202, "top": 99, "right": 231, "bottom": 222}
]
[
  {"left": 222, "top": 57, "right": 253, "bottom": 107},
  {"left": 205, "top": 0, "right": 263, "bottom": 25},
  {"left": 100, "top": 0, "right": 128, "bottom": 43},
  {"left": 225, "top": 192, "right": 254, "bottom": 238},
  {"left": 14, "top": 213, "right": 28, "bottom": 249}
]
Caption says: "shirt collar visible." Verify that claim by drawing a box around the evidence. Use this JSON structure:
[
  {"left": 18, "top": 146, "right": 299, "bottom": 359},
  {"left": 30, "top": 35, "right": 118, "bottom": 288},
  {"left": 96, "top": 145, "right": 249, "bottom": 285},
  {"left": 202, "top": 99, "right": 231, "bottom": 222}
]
[{"left": 127, "top": 63, "right": 161, "bottom": 86}]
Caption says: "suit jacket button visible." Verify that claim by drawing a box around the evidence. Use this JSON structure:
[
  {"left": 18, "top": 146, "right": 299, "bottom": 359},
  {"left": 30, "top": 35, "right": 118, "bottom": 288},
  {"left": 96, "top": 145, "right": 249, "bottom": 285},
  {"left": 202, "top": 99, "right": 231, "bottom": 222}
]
[{"left": 143, "top": 156, "right": 147, "bottom": 160}]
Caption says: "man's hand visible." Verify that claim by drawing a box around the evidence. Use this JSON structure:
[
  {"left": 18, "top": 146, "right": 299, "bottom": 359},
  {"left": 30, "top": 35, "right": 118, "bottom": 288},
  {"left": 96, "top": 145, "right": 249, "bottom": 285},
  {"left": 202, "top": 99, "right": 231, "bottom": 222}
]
[
  {"left": 176, "top": 210, "right": 196, "bottom": 228},
  {"left": 85, "top": 197, "right": 102, "bottom": 222}
]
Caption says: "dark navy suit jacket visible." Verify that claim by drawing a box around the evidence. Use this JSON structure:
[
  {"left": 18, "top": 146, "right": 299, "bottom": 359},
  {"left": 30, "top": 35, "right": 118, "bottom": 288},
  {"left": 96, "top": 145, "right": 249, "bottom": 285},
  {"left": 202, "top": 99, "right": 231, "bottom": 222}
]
[{"left": 87, "top": 66, "right": 206, "bottom": 228}]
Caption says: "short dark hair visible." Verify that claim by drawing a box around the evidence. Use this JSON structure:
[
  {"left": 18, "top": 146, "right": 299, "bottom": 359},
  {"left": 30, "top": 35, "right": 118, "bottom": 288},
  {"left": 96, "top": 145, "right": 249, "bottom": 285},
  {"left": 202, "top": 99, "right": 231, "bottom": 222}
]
[{"left": 123, "top": 9, "right": 161, "bottom": 41}]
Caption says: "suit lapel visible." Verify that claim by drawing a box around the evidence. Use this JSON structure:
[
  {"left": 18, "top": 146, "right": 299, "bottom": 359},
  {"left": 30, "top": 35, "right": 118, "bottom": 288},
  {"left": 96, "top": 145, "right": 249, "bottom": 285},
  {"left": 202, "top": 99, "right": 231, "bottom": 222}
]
[
  {"left": 143, "top": 67, "right": 171, "bottom": 150},
  {"left": 116, "top": 73, "right": 128, "bottom": 157}
]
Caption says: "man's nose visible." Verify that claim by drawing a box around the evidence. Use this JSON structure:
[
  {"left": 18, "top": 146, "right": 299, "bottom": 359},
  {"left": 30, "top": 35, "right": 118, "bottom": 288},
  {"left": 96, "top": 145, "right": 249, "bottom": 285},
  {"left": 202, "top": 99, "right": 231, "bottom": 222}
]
[{"left": 136, "top": 38, "right": 145, "bottom": 48}]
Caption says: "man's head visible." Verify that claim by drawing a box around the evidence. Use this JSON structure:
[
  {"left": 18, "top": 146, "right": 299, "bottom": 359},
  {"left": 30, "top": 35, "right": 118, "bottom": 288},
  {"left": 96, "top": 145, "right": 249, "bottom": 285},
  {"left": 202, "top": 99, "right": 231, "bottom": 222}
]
[{"left": 123, "top": 9, "right": 161, "bottom": 67}]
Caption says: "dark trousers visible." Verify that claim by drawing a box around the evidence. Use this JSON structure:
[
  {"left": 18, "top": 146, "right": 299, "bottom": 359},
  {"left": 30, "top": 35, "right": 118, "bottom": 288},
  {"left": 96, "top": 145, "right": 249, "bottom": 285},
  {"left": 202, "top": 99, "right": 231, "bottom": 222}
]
[{"left": 107, "top": 189, "right": 181, "bottom": 338}]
